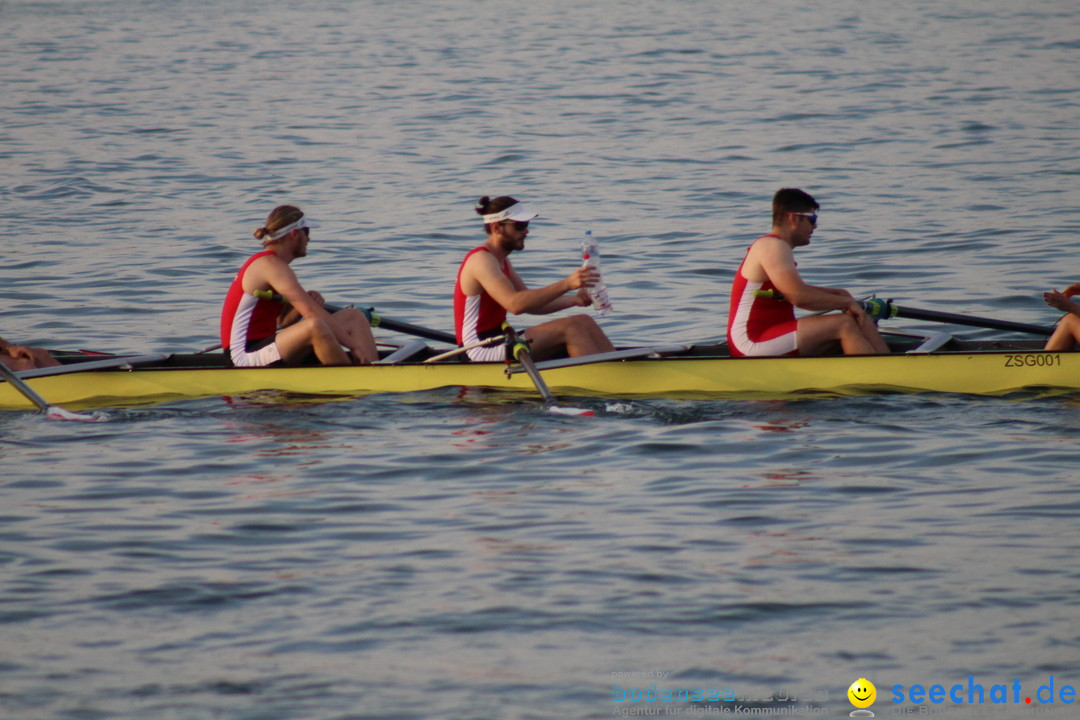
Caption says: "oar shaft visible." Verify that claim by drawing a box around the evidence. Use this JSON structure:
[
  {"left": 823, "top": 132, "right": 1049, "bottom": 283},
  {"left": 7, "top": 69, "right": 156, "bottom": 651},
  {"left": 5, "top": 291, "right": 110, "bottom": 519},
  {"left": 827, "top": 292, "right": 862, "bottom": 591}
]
[
  {"left": 515, "top": 348, "right": 556, "bottom": 405},
  {"left": 425, "top": 335, "right": 506, "bottom": 363},
  {"left": 252, "top": 290, "right": 457, "bottom": 345},
  {"left": 368, "top": 312, "right": 457, "bottom": 345},
  {"left": 887, "top": 306, "right": 1054, "bottom": 336},
  {"left": 0, "top": 361, "right": 50, "bottom": 412},
  {"left": 0, "top": 360, "right": 103, "bottom": 421},
  {"left": 503, "top": 323, "right": 556, "bottom": 404}
]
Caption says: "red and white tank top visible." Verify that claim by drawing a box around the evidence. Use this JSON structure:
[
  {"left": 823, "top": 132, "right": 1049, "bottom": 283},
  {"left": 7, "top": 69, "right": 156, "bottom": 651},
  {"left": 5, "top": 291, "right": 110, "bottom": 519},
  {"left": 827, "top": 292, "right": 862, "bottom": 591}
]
[
  {"left": 454, "top": 247, "right": 509, "bottom": 346},
  {"left": 727, "top": 239, "right": 796, "bottom": 357},
  {"left": 220, "top": 250, "right": 283, "bottom": 351}
]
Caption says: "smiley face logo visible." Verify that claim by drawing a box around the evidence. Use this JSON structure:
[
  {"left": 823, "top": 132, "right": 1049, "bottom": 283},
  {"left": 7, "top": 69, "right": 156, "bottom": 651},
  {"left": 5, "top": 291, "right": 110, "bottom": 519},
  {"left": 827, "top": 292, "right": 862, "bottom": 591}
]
[{"left": 848, "top": 678, "right": 876, "bottom": 709}]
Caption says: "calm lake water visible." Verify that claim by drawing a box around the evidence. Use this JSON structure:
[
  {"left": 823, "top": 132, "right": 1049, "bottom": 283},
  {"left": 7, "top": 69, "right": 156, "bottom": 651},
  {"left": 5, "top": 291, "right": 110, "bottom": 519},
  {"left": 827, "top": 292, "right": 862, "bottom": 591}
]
[{"left": 3, "top": 1, "right": 1080, "bottom": 718}]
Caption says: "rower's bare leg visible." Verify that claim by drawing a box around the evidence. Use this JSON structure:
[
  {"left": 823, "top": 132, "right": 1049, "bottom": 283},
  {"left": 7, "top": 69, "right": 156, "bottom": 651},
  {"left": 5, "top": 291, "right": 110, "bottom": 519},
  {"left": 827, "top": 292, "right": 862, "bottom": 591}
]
[
  {"left": 275, "top": 317, "right": 351, "bottom": 366},
  {"left": 523, "top": 315, "right": 616, "bottom": 360},
  {"left": 1044, "top": 314, "right": 1080, "bottom": 351},
  {"left": 797, "top": 314, "right": 888, "bottom": 356},
  {"left": 854, "top": 313, "right": 891, "bottom": 354},
  {"left": 331, "top": 308, "right": 378, "bottom": 365}
]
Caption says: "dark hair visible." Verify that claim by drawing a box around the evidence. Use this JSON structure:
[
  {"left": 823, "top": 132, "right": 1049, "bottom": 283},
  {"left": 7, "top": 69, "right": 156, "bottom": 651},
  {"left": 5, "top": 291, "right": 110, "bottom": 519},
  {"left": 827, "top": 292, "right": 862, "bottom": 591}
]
[
  {"left": 475, "top": 196, "right": 519, "bottom": 232},
  {"left": 772, "top": 188, "right": 819, "bottom": 224},
  {"left": 254, "top": 205, "right": 304, "bottom": 245}
]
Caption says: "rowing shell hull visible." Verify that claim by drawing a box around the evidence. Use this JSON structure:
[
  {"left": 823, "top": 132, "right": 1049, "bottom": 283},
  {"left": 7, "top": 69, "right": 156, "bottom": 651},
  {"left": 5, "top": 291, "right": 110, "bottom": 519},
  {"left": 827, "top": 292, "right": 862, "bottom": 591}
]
[{"left": 1, "top": 349, "right": 1077, "bottom": 410}]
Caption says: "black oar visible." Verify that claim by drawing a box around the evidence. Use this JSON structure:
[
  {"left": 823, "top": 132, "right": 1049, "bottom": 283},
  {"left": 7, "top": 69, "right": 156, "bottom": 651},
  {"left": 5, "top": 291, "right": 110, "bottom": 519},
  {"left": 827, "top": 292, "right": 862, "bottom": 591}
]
[
  {"left": 859, "top": 299, "right": 1054, "bottom": 336},
  {"left": 365, "top": 310, "right": 456, "bottom": 345},
  {"left": 503, "top": 324, "right": 594, "bottom": 417},
  {"left": 753, "top": 290, "right": 1055, "bottom": 336},
  {"left": 252, "top": 291, "right": 456, "bottom": 345},
  {"left": 0, "top": 361, "right": 105, "bottom": 422}
]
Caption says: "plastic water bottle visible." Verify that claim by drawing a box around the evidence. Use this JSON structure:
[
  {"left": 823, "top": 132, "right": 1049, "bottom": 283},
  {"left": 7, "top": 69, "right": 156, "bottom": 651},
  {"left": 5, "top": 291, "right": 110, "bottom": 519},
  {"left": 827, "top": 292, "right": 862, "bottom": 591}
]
[{"left": 580, "top": 230, "right": 613, "bottom": 315}]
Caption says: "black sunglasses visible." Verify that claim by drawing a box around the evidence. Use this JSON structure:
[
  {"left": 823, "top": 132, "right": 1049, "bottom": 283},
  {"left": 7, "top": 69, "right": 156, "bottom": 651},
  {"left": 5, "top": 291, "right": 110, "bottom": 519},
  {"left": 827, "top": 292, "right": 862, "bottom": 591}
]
[{"left": 503, "top": 220, "right": 529, "bottom": 231}]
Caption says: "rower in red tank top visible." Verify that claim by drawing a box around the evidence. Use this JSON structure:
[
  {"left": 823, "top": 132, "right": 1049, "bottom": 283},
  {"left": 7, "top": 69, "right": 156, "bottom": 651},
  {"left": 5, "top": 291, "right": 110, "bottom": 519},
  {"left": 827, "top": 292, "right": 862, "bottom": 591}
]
[
  {"left": 726, "top": 188, "right": 890, "bottom": 357},
  {"left": 220, "top": 250, "right": 286, "bottom": 366},
  {"left": 452, "top": 195, "right": 615, "bottom": 362},
  {"left": 727, "top": 237, "right": 799, "bottom": 357},
  {"left": 454, "top": 247, "right": 509, "bottom": 357},
  {"left": 219, "top": 205, "right": 379, "bottom": 367}
]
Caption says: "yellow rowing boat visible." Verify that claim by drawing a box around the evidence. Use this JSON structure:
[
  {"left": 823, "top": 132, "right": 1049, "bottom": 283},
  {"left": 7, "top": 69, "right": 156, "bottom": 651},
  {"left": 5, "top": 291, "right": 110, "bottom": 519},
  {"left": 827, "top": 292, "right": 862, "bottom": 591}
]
[{"left": 1, "top": 335, "right": 1076, "bottom": 410}]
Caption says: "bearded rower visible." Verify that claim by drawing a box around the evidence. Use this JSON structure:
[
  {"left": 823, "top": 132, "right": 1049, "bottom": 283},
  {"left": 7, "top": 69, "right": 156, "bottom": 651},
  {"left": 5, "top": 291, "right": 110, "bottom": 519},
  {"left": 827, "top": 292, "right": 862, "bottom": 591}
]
[{"left": 453, "top": 196, "right": 615, "bottom": 361}]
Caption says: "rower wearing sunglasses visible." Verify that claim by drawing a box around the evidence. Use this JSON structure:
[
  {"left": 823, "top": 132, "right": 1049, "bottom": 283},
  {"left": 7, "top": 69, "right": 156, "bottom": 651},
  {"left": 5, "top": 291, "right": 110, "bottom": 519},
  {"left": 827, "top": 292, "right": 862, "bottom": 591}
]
[
  {"left": 453, "top": 196, "right": 615, "bottom": 361},
  {"left": 727, "top": 188, "right": 889, "bottom": 357},
  {"left": 220, "top": 205, "right": 378, "bottom": 367}
]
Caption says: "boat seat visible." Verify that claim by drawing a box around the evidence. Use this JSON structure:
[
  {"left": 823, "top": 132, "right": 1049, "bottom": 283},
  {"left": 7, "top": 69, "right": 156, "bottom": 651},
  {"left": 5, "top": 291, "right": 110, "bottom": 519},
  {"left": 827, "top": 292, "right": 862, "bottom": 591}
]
[
  {"left": 374, "top": 341, "right": 430, "bottom": 364},
  {"left": 906, "top": 332, "right": 954, "bottom": 354}
]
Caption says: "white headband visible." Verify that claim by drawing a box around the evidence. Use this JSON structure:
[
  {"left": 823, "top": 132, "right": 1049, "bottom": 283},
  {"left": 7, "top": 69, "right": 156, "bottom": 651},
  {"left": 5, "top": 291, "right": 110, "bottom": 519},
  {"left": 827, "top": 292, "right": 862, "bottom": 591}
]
[
  {"left": 481, "top": 202, "right": 539, "bottom": 225},
  {"left": 265, "top": 215, "right": 320, "bottom": 241}
]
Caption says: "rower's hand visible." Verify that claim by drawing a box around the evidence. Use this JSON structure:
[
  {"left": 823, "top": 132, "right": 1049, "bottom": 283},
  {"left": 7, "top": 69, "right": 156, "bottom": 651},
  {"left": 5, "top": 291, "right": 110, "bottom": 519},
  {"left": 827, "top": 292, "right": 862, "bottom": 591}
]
[
  {"left": 570, "top": 288, "right": 592, "bottom": 307},
  {"left": 845, "top": 301, "right": 882, "bottom": 332},
  {"left": 845, "top": 300, "right": 869, "bottom": 319},
  {"left": 1044, "top": 289, "right": 1076, "bottom": 312},
  {"left": 307, "top": 290, "right": 325, "bottom": 307},
  {"left": 1062, "top": 283, "right": 1080, "bottom": 298},
  {"left": 566, "top": 267, "right": 599, "bottom": 290}
]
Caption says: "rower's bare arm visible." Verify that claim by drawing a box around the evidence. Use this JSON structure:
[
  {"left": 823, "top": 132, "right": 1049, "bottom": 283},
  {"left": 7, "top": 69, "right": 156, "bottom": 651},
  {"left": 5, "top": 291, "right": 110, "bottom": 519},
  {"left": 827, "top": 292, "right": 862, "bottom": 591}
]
[
  {"left": 466, "top": 253, "right": 577, "bottom": 315},
  {"left": 250, "top": 257, "right": 330, "bottom": 322},
  {"left": 530, "top": 267, "right": 596, "bottom": 314},
  {"left": 519, "top": 267, "right": 597, "bottom": 315},
  {"left": 279, "top": 291, "right": 326, "bottom": 328},
  {"left": 535, "top": 288, "right": 591, "bottom": 314},
  {"left": 756, "top": 241, "right": 856, "bottom": 313}
]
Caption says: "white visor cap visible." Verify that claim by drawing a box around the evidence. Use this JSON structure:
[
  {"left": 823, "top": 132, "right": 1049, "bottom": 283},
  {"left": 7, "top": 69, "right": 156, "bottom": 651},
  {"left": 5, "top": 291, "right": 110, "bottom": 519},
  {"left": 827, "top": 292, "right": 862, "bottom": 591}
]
[
  {"left": 481, "top": 203, "right": 539, "bottom": 225},
  {"left": 266, "top": 215, "right": 321, "bottom": 241}
]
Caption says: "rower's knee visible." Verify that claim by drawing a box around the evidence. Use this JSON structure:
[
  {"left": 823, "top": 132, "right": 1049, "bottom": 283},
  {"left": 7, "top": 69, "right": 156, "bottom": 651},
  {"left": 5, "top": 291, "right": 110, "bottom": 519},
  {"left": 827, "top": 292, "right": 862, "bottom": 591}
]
[
  {"left": 836, "top": 314, "right": 861, "bottom": 338},
  {"left": 569, "top": 314, "right": 598, "bottom": 332},
  {"left": 297, "top": 316, "right": 336, "bottom": 344},
  {"left": 335, "top": 307, "right": 370, "bottom": 329}
]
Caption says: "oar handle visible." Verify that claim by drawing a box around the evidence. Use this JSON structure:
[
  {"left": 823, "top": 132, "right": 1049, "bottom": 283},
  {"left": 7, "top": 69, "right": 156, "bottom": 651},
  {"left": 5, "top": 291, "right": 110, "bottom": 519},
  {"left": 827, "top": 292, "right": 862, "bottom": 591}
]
[{"left": 252, "top": 290, "right": 457, "bottom": 344}]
